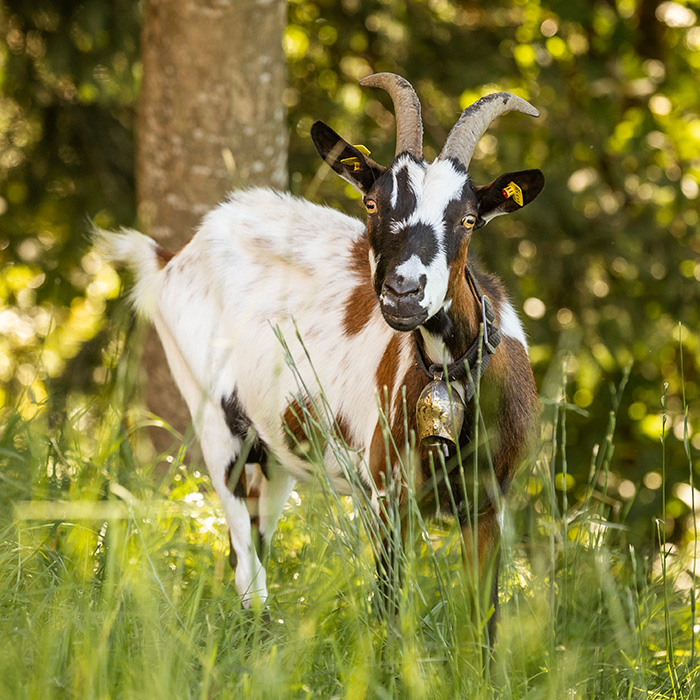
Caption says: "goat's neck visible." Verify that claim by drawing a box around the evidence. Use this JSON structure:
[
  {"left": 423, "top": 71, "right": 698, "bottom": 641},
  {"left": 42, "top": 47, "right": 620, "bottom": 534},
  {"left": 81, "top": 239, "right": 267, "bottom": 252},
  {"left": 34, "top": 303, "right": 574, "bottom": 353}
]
[{"left": 417, "top": 267, "right": 482, "bottom": 368}]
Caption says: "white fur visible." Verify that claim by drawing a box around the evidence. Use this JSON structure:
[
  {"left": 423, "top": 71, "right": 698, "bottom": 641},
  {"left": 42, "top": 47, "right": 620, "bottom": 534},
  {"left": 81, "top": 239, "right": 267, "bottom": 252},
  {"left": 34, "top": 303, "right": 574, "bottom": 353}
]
[
  {"left": 410, "top": 159, "right": 467, "bottom": 235},
  {"left": 389, "top": 170, "right": 398, "bottom": 210},
  {"left": 368, "top": 248, "right": 378, "bottom": 283},
  {"left": 422, "top": 254, "right": 451, "bottom": 319},
  {"left": 393, "top": 155, "right": 426, "bottom": 204},
  {"left": 92, "top": 227, "right": 163, "bottom": 318},
  {"left": 394, "top": 253, "right": 426, "bottom": 282},
  {"left": 499, "top": 300, "right": 529, "bottom": 351},
  {"left": 419, "top": 327, "right": 454, "bottom": 367}
]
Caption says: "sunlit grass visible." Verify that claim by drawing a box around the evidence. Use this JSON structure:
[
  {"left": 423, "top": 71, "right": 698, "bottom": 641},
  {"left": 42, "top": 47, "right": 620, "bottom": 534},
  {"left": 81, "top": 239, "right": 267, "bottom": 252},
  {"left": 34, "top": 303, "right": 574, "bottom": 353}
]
[{"left": 1, "top": 355, "right": 699, "bottom": 699}]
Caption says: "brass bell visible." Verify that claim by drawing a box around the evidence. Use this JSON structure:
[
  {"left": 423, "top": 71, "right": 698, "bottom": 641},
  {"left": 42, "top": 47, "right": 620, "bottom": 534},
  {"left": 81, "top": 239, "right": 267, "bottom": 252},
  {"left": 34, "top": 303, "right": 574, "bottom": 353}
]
[{"left": 415, "top": 378, "right": 465, "bottom": 449}]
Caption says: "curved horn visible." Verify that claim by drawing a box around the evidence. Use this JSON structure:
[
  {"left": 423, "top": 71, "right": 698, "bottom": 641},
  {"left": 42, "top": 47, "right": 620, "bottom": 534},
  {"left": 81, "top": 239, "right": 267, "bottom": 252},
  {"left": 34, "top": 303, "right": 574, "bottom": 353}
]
[
  {"left": 360, "top": 72, "right": 423, "bottom": 159},
  {"left": 438, "top": 93, "right": 539, "bottom": 170}
]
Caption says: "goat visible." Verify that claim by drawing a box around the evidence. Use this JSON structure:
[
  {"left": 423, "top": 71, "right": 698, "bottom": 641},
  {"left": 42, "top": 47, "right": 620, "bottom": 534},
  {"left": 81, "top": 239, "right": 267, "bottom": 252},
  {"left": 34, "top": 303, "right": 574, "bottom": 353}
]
[{"left": 96, "top": 73, "right": 542, "bottom": 622}]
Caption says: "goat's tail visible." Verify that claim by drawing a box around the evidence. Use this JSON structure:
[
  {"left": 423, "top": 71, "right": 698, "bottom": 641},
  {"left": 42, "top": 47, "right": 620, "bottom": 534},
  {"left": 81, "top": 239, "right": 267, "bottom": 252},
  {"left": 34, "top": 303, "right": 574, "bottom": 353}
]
[{"left": 92, "top": 226, "right": 167, "bottom": 319}]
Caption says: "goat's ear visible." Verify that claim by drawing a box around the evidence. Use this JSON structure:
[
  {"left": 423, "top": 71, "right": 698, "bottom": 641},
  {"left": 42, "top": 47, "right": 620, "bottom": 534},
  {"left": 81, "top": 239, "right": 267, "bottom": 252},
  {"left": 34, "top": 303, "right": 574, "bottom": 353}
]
[
  {"left": 311, "top": 121, "right": 387, "bottom": 195},
  {"left": 475, "top": 169, "right": 544, "bottom": 226}
]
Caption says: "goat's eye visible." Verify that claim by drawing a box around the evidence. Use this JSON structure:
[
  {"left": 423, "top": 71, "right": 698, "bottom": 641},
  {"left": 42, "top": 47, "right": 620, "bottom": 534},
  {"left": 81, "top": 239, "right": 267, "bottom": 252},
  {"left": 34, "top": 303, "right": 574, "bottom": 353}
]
[
  {"left": 461, "top": 214, "right": 477, "bottom": 229},
  {"left": 365, "top": 199, "right": 377, "bottom": 214}
]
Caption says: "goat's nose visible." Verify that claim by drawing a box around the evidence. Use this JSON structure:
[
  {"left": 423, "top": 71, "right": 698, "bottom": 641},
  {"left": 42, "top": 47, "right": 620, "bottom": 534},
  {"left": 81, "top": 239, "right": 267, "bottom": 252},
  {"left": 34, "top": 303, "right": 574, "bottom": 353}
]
[{"left": 383, "top": 275, "right": 421, "bottom": 299}]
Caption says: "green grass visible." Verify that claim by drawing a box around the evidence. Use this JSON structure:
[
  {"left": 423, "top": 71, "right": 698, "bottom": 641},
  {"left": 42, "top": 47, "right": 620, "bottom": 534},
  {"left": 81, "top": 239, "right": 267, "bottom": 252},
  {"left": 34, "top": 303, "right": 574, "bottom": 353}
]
[{"left": 1, "top": 363, "right": 699, "bottom": 699}]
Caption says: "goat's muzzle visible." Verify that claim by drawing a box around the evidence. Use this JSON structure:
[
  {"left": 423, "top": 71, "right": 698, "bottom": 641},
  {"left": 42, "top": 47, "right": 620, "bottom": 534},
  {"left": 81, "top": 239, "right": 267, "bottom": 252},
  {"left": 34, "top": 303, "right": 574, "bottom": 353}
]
[{"left": 379, "top": 272, "right": 428, "bottom": 331}]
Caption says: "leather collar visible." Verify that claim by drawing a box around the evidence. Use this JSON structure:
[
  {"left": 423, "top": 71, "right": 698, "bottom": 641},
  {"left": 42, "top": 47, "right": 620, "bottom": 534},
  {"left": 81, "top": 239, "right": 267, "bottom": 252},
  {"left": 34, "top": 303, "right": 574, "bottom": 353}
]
[{"left": 414, "top": 265, "right": 501, "bottom": 402}]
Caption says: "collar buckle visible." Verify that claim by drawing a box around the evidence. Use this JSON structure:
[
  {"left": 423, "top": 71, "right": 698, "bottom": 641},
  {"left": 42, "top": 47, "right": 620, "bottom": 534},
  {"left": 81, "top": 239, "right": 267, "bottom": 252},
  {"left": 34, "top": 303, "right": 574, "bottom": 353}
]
[{"left": 481, "top": 295, "right": 500, "bottom": 354}]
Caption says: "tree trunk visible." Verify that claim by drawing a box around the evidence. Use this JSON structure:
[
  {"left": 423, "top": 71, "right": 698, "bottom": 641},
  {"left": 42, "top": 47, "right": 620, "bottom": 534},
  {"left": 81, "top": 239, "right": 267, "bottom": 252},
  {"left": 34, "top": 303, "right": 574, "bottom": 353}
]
[{"left": 137, "top": 0, "right": 287, "bottom": 452}]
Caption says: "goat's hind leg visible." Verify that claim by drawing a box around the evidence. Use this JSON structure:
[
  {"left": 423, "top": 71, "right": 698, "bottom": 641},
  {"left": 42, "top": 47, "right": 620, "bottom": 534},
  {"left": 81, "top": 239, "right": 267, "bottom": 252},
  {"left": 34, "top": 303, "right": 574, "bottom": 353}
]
[{"left": 198, "top": 405, "right": 268, "bottom": 608}]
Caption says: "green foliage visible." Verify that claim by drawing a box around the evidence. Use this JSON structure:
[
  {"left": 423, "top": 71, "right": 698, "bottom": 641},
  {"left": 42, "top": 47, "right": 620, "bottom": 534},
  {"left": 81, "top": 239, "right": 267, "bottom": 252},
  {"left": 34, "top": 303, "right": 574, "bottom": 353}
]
[
  {"left": 0, "top": 0, "right": 138, "bottom": 409},
  {"left": 1, "top": 1, "right": 699, "bottom": 541}
]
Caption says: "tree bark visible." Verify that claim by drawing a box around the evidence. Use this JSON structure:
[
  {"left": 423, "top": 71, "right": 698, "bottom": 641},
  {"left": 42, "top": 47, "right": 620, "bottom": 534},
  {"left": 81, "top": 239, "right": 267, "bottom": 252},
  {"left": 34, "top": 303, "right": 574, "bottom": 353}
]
[{"left": 137, "top": 0, "right": 287, "bottom": 451}]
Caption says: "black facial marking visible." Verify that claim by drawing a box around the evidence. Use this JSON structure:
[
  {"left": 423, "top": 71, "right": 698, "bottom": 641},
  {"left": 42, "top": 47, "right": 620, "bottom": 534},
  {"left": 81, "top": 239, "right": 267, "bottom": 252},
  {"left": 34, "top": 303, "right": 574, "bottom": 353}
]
[
  {"left": 389, "top": 166, "right": 417, "bottom": 220},
  {"left": 365, "top": 155, "right": 477, "bottom": 331},
  {"left": 399, "top": 222, "right": 438, "bottom": 266},
  {"left": 445, "top": 180, "right": 476, "bottom": 223},
  {"left": 370, "top": 221, "right": 436, "bottom": 301},
  {"left": 421, "top": 308, "right": 454, "bottom": 339},
  {"left": 442, "top": 181, "right": 478, "bottom": 259}
]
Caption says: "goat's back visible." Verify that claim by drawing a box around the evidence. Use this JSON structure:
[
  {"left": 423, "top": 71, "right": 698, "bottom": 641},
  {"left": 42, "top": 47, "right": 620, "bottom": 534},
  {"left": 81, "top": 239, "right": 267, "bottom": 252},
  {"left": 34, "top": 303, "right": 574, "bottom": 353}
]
[{"left": 150, "top": 188, "right": 413, "bottom": 486}]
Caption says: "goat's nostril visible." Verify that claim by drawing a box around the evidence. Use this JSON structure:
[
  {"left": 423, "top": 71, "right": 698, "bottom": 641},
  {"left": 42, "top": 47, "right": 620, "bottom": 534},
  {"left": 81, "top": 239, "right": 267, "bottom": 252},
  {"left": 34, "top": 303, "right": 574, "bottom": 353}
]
[{"left": 384, "top": 276, "right": 421, "bottom": 298}]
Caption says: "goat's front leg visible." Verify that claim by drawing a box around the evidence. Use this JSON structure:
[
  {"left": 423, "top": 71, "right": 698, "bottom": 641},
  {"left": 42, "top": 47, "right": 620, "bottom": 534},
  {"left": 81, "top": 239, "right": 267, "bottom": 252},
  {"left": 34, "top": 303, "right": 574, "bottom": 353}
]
[
  {"left": 368, "top": 475, "right": 406, "bottom": 619},
  {"left": 256, "top": 466, "right": 296, "bottom": 561},
  {"left": 464, "top": 340, "right": 538, "bottom": 646},
  {"left": 461, "top": 503, "right": 501, "bottom": 648}
]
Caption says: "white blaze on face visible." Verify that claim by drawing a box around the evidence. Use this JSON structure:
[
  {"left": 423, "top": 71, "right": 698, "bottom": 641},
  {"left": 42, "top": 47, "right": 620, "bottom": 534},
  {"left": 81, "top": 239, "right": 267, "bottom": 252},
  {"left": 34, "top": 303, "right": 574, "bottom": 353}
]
[
  {"left": 389, "top": 170, "right": 399, "bottom": 210},
  {"left": 394, "top": 253, "right": 424, "bottom": 282},
  {"left": 410, "top": 158, "right": 467, "bottom": 231}
]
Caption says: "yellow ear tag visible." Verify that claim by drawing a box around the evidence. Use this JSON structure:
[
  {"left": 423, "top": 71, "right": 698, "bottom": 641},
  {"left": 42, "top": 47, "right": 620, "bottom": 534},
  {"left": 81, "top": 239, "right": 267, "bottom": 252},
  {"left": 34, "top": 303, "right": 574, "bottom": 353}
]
[
  {"left": 502, "top": 182, "right": 524, "bottom": 206},
  {"left": 340, "top": 145, "right": 371, "bottom": 172}
]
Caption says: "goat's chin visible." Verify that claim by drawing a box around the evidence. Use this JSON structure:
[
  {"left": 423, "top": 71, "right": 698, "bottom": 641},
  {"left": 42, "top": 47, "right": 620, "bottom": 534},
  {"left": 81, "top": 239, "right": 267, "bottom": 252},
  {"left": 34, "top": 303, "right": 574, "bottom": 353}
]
[{"left": 381, "top": 309, "right": 428, "bottom": 332}]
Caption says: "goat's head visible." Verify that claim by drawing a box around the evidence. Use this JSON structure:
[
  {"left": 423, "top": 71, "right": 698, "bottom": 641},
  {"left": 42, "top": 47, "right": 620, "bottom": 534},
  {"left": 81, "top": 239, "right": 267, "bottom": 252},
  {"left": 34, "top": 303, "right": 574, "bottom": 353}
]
[{"left": 311, "top": 73, "right": 545, "bottom": 332}]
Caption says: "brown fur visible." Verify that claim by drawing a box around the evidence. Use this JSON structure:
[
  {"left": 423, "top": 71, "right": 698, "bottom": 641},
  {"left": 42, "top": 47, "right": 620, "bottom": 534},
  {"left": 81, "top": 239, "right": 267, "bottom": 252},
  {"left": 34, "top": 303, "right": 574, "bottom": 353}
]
[
  {"left": 368, "top": 421, "right": 391, "bottom": 491},
  {"left": 447, "top": 239, "right": 480, "bottom": 348},
  {"left": 488, "top": 336, "right": 539, "bottom": 485},
  {"left": 282, "top": 399, "right": 317, "bottom": 452},
  {"left": 333, "top": 412, "right": 357, "bottom": 449},
  {"left": 343, "top": 237, "right": 376, "bottom": 336},
  {"left": 368, "top": 359, "right": 429, "bottom": 499},
  {"left": 364, "top": 257, "right": 537, "bottom": 630},
  {"left": 375, "top": 335, "right": 401, "bottom": 412}
]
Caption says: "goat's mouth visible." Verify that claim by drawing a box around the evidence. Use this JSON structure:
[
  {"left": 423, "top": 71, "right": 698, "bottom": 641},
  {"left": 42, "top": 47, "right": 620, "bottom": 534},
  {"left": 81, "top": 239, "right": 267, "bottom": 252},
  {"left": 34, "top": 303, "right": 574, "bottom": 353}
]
[{"left": 381, "top": 308, "right": 429, "bottom": 332}]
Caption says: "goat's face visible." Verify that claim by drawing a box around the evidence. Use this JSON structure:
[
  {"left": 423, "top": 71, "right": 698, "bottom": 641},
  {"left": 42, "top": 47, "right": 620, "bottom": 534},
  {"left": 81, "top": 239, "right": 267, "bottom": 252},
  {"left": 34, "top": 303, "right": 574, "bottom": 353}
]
[
  {"left": 363, "top": 155, "right": 475, "bottom": 330},
  {"left": 311, "top": 75, "right": 544, "bottom": 332}
]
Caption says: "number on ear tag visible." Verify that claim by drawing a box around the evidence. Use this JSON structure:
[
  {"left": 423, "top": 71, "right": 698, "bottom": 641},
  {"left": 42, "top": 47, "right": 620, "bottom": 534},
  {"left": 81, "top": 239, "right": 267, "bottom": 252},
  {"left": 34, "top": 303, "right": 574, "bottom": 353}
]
[
  {"left": 502, "top": 182, "right": 524, "bottom": 206},
  {"left": 340, "top": 157, "right": 361, "bottom": 171},
  {"left": 340, "top": 145, "right": 371, "bottom": 172}
]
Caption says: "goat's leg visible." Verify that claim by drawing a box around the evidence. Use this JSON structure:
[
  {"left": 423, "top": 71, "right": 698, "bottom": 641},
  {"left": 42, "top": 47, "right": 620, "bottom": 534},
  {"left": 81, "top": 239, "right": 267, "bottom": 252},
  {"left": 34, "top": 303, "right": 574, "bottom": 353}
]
[
  {"left": 256, "top": 467, "right": 296, "bottom": 562},
  {"left": 461, "top": 504, "right": 501, "bottom": 649},
  {"left": 369, "top": 490, "right": 404, "bottom": 618},
  {"left": 198, "top": 405, "right": 267, "bottom": 608}
]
